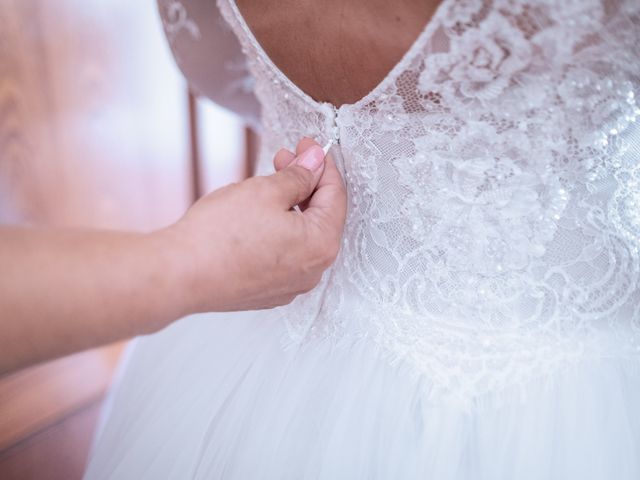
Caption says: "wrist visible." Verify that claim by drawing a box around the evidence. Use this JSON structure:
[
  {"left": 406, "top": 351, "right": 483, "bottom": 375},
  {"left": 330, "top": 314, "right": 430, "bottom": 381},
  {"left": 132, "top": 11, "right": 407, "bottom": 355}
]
[
  {"left": 149, "top": 221, "right": 230, "bottom": 318},
  {"left": 131, "top": 229, "right": 194, "bottom": 333}
]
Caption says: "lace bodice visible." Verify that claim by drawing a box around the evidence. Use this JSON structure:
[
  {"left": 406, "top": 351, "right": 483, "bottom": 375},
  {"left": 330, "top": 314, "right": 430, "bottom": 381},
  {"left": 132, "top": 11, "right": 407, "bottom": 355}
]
[{"left": 164, "top": 0, "right": 640, "bottom": 405}]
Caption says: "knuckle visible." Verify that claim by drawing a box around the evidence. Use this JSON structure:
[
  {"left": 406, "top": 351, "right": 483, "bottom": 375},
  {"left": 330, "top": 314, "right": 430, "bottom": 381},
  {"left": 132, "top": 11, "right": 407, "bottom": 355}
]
[
  {"left": 298, "top": 278, "right": 318, "bottom": 294},
  {"left": 309, "top": 273, "right": 324, "bottom": 289},
  {"left": 320, "top": 250, "right": 336, "bottom": 269},
  {"left": 316, "top": 240, "right": 340, "bottom": 269}
]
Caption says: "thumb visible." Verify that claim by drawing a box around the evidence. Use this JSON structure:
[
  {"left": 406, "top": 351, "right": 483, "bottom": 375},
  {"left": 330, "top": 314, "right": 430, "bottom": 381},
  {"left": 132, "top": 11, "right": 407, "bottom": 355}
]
[
  {"left": 270, "top": 145, "right": 326, "bottom": 208},
  {"left": 303, "top": 151, "right": 347, "bottom": 234}
]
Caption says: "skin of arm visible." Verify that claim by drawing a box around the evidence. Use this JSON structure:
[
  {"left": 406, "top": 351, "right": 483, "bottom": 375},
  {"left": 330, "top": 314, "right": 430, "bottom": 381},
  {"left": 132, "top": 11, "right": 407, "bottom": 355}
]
[{"left": 0, "top": 138, "right": 346, "bottom": 374}]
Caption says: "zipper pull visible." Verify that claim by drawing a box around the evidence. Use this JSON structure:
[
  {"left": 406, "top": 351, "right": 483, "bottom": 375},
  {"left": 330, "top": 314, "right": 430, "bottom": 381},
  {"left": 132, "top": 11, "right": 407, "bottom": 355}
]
[
  {"left": 322, "top": 139, "right": 335, "bottom": 156},
  {"left": 331, "top": 104, "right": 341, "bottom": 145},
  {"left": 319, "top": 103, "right": 340, "bottom": 149}
]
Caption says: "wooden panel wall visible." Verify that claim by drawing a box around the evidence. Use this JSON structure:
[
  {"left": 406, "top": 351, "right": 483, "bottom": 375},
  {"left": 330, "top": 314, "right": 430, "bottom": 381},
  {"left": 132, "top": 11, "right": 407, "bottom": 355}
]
[
  {"left": 0, "top": 0, "right": 198, "bottom": 478},
  {"left": 0, "top": 0, "right": 193, "bottom": 228}
]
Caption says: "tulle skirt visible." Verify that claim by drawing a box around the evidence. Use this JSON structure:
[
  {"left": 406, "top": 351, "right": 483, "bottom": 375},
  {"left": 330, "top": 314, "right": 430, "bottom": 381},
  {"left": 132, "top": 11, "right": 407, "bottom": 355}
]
[{"left": 84, "top": 309, "right": 640, "bottom": 479}]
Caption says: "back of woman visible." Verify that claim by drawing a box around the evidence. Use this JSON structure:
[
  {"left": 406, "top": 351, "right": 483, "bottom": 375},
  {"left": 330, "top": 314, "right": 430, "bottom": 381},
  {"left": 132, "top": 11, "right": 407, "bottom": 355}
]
[{"left": 85, "top": 1, "right": 640, "bottom": 478}]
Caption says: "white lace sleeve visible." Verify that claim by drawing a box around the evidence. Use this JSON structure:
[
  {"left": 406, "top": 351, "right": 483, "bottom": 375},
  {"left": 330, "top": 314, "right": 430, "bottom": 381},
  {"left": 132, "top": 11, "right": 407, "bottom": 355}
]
[{"left": 157, "top": 0, "right": 261, "bottom": 130}]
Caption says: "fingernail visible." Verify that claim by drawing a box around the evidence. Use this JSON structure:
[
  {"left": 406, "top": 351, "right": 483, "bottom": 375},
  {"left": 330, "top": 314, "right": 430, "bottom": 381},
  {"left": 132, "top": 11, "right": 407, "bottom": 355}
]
[{"left": 296, "top": 145, "right": 324, "bottom": 171}]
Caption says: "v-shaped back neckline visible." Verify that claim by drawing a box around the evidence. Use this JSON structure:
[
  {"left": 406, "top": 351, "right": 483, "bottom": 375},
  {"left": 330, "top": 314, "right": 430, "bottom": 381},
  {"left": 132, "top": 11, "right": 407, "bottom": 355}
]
[{"left": 227, "top": 0, "right": 453, "bottom": 113}]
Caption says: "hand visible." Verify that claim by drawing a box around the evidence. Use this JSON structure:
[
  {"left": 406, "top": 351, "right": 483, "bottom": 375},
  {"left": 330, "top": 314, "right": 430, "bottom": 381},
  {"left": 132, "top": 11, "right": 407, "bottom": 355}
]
[
  {"left": 0, "top": 138, "right": 346, "bottom": 372},
  {"left": 161, "top": 137, "right": 347, "bottom": 313}
]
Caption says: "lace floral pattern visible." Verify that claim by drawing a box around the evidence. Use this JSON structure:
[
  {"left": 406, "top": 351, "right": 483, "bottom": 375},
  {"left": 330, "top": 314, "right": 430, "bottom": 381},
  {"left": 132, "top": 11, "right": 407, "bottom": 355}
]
[
  {"left": 158, "top": 0, "right": 201, "bottom": 40},
  {"left": 217, "top": 0, "right": 640, "bottom": 405},
  {"left": 421, "top": 12, "right": 533, "bottom": 101}
]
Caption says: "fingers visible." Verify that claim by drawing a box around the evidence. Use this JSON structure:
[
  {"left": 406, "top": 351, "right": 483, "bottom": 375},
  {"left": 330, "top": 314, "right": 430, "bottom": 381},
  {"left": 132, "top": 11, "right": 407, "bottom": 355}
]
[
  {"left": 303, "top": 150, "right": 347, "bottom": 238},
  {"left": 273, "top": 148, "right": 295, "bottom": 171},
  {"left": 270, "top": 136, "right": 346, "bottom": 268},
  {"left": 273, "top": 138, "right": 325, "bottom": 211},
  {"left": 294, "top": 139, "right": 323, "bottom": 209},
  {"left": 295, "top": 137, "right": 319, "bottom": 156},
  {"left": 273, "top": 137, "right": 317, "bottom": 172},
  {"left": 269, "top": 144, "right": 326, "bottom": 208}
]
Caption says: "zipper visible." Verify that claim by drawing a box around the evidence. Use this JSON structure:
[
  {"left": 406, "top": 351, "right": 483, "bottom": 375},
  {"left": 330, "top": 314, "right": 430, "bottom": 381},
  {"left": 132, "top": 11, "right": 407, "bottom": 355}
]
[
  {"left": 328, "top": 103, "right": 341, "bottom": 146},
  {"left": 333, "top": 105, "right": 341, "bottom": 144}
]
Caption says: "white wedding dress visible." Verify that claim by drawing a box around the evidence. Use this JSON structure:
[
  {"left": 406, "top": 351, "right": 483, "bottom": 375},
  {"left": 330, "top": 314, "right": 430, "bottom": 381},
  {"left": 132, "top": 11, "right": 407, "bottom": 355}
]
[{"left": 85, "top": 0, "right": 640, "bottom": 478}]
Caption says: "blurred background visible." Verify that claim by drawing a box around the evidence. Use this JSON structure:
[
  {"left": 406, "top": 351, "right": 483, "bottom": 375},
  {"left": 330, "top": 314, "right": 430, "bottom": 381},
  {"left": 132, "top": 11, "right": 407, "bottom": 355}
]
[{"left": 0, "top": 0, "right": 255, "bottom": 478}]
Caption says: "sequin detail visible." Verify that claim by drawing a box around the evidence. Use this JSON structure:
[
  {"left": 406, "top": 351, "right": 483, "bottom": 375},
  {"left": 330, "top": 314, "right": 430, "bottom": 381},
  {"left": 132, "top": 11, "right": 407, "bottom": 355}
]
[{"left": 217, "top": 0, "right": 640, "bottom": 405}]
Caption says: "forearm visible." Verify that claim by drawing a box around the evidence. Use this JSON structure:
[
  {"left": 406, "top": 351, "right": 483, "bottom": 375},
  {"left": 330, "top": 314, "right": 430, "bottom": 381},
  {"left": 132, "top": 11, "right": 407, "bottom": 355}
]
[
  {"left": 0, "top": 226, "right": 186, "bottom": 373},
  {"left": 0, "top": 140, "right": 346, "bottom": 374}
]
